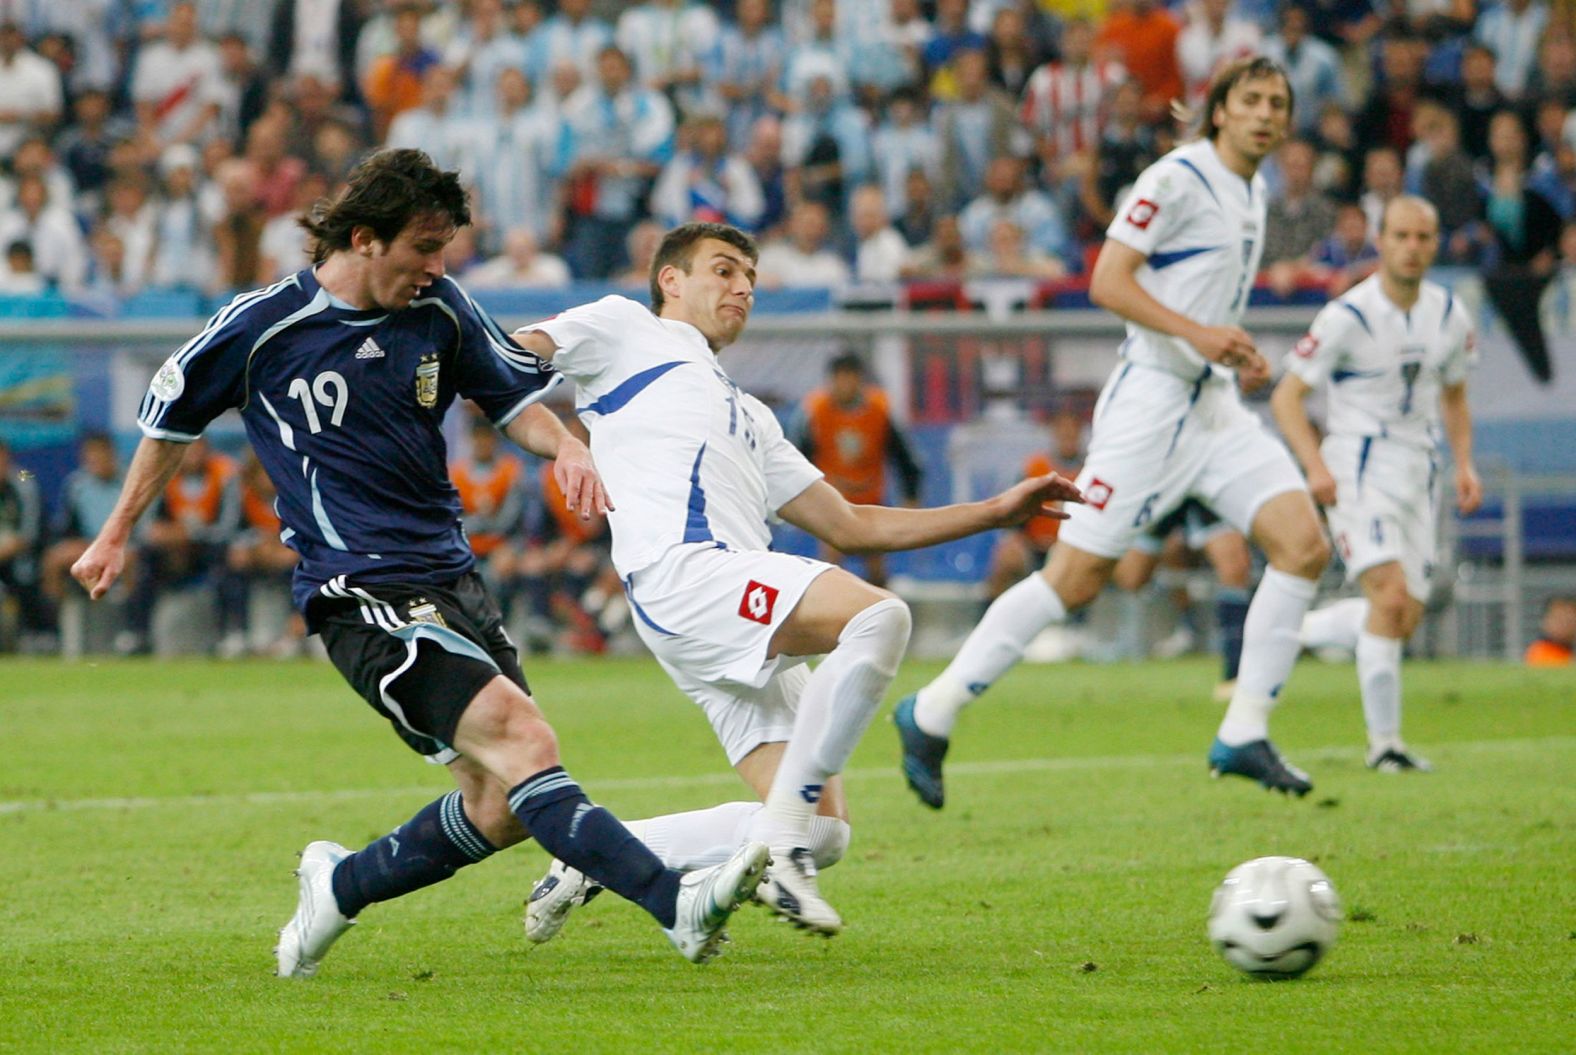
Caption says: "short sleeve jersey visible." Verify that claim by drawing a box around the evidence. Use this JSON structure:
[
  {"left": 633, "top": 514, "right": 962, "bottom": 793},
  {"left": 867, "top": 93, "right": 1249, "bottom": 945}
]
[
  {"left": 1282, "top": 275, "right": 1476, "bottom": 451},
  {"left": 1105, "top": 138, "right": 1268, "bottom": 379},
  {"left": 138, "top": 269, "right": 561, "bottom": 610},
  {"left": 527, "top": 295, "right": 823, "bottom": 575}
]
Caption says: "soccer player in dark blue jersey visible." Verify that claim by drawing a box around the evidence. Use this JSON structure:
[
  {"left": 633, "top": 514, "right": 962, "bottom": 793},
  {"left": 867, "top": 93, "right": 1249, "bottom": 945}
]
[{"left": 71, "top": 149, "right": 768, "bottom": 974}]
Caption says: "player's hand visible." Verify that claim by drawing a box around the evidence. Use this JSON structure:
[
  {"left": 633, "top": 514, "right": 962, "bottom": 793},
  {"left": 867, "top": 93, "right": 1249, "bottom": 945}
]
[
  {"left": 1193, "top": 325, "right": 1268, "bottom": 388},
  {"left": 553, "top": 438, "right": 613, "bottom": 519},
  {"left": 990, "top": 472, "right": 1084, "bottom": 527},
  {"left": 70, "top": 537, "right": 126, "bottom": 601},
  {"left": 1455, "top": 462, "right": 1483, "bottom": 515},
  {"left": 1305, "top": 464, "right": 1338, "bottom": 508}
]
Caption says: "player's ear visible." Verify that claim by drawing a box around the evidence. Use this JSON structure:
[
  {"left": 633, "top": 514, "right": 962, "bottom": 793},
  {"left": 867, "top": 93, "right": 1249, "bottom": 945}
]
[
  {"left": 657, "top": 262, "right": 684, "bottom": 303},
  {"left": 350, "top": 224, "right": 380, "bottom": 257}
]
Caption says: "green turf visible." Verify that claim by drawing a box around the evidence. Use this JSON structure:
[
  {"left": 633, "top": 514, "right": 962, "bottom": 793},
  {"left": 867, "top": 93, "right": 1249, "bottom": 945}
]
[{"left": 1, "top": 656, "right": 1570, "bottom": 1054}]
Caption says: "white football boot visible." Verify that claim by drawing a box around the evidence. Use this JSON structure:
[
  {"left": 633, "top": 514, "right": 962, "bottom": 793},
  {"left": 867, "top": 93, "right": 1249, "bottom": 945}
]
[
  {"left": 663, "top": 841, "right": 771, "bottom": 964},
  {"left": 524, "top": 858, "right": 603, "bottom": 944},
  {"left": 275, "top": 841, "right": 355, "bottom": 978},
  {"left": 756, "top": 846, "right": 843, "bottom": 936}
]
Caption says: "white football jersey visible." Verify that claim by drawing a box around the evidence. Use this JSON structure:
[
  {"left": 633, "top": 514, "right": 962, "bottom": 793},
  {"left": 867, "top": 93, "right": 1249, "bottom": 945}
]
[
  {"left": 1283, "top": 275, "right": 1476, "bottom": 451},
  {"left": 1105, "top": 138, "right": 1268, "bottom": 379},
  {"left": 527, "top": 296, "right": 824, "bottom": 575}
]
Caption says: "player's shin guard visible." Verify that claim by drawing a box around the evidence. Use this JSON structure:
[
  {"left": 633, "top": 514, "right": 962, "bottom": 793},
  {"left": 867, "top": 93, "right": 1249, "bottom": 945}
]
[
  {"left": 1218, "top": 568, "right": 1317, "bottom": 745},
  {"left": 1216, "top": 587, "right": 1251, "bottom": 682},
  {"left": 508, "top": 767, "right": 682, "bottom": 927},
  {"left": 1356, "top": 631, "right": 1404, "bottom": 749},
  {"left": 915, "top": 571, "right": 1067, "bottom": 737},
  {"left": 755, "top": 599, "right": 911, "bottom": 841},
  {"left": 330, "top": 791, "right": 497, "bottom": 918}
]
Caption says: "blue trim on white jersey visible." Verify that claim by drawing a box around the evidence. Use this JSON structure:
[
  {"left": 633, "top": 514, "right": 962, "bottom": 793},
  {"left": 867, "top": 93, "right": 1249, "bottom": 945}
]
[
  {"left": 681, "top": 443, "right": 713, "bottom": 543},
  {"left": 1339, "top": 301, "right": 1373, "bottom": 336},
  {"left": 1173, "top": 158, "right": 1220, "bottom": 206},
  {"left": 580, "top": 360, "right": 687, "bottom": 416},
  {"left": 1356, "top": 436, "right": 1374, "bottom": 492},
  {"left": 1331, "top": 367, "right": 1383, "bottom": 383},
  {"left": 1149, "top": 245, "right": 1220, "bottom": 270},
  {"left": 1442, "top": 289, "right": 1454, "bottom": 324}
]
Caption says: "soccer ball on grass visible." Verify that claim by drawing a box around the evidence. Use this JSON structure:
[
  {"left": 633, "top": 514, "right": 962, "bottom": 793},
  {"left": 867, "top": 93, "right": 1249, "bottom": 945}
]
[{"left": 1207, "top": 856, "right": 1342, "bottom": 979}]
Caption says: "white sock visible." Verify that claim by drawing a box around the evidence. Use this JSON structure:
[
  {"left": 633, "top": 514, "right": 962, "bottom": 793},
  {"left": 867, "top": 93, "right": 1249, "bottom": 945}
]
[
  {"left": 1300, "top": 597, "right": 1368, "bottom": 652},
  {"left": 914, "top": 572, "right": 1067, "bottom": 737},
  {"left": 1356, "top": 631, "right": 1404, "bottom": 751},
  {"left": 755, "top": 598, "right": 911, "bottom": 845},
  {"left": 1218, "top": 567, "right": 1317, "bottom": 745},
  {"left": 624, "top": 804, "right": 850, "bottom": 871}
]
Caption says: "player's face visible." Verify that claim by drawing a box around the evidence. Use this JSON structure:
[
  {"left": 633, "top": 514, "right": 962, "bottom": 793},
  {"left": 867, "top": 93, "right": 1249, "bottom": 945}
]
[
  {"left": 669, "top": 239, "right": 756, "bottom": 349},
  {"left": 1378, "top": 202, "right": 1440, "bottom": 283},
  {"left": 1214, "top": 73, "right": 1291, "bottom": 169},
  {"left": 368, "top": 214, "right": 455, "bottom": 311}
]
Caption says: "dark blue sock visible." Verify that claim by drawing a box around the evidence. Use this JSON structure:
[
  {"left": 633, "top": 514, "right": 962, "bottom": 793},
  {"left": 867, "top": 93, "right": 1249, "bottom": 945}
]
[
  {"left": 331, "top": 791, "right": 496, "bottom": 918},
  {"left": 1217, "top": 587, "right": 1251, "bottom": 681},
  {"left": 508, "top": 767, "right": 681, "bottom": 928}
]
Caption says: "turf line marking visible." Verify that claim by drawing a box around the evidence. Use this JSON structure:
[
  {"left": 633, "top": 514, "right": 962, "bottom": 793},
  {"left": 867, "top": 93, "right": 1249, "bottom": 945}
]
[{"left": 3, "top": 736, "right": 1569, "bottom": 817}]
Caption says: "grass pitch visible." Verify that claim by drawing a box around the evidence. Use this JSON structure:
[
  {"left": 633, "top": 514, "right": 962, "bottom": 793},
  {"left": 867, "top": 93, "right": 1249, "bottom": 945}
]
[{"left": 1, "top": 655, "right": 1570, "bottom": 1054}]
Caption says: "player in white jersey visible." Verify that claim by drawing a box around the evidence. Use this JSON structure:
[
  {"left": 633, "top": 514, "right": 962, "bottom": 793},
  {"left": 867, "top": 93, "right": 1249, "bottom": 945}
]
[
  {"left": 510, "top": 222, "right": 1080, "bottom": 938},
  {"left": 1272, "top": 196, "right": 1480, "bottom": 772},
  {"left": 897, "top": 57, "right": 1332, "bottom": 806}
]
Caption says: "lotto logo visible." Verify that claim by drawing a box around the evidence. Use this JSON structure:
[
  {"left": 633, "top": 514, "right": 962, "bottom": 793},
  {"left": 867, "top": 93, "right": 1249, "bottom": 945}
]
[
  {"left": 738, "top": 580, "right": 779, "bottom": 624},
  {"left": 1294, "top": 334, "right": 1319, "bottom": 358},
  {"left": 1084, "top": 477, "right": 1114, "bottom": 510},
  {"left": 1125, "top": 198, "right": 1159, "bottom": 229}
]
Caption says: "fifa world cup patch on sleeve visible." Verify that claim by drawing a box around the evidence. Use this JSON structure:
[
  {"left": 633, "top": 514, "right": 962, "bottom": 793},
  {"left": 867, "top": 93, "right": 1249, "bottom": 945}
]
[
  {"left": 738, "top": 580, "right": 779, "bottom": 625},
  {"left": 1083, "top": 477, "right": 1114, "bottom": 510},
  {"left": 1294, "top": 334, "right": 1319, "bottom": 358},
  {"left": 151, "top": 358, "right": 186, "bottom": 401},
  {"left": 1125, "top": 198, "right": 1159, "bottom": 230}
]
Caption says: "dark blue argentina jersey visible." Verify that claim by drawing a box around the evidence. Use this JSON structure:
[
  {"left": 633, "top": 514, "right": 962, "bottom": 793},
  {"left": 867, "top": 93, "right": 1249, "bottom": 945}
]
[{"left": 138, "top": 268, "right": 561, "bottom": 611}]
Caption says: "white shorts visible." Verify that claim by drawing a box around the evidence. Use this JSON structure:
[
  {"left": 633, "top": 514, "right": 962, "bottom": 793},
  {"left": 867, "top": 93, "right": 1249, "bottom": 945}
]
[
  {"left": 1322, "top": 435, "right": 1440, "bottom": 601},
  {"left": 625, "top": 543, "right": 833, "bottom": 764},
  {"left": 1059, "top": 363, "right": 1306, "bottom": 559}
]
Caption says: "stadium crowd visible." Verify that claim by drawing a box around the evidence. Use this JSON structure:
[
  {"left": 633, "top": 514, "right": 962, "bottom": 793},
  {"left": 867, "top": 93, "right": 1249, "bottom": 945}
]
[{"left": 3, "top": 0, "right": 1576, "bottom": 655}]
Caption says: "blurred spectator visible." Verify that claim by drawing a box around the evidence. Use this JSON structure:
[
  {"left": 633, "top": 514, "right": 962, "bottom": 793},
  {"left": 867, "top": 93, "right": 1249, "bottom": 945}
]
[
  {"left": 793, "top": 351, "right": 922, "bottom": 587},
  {"left": 468, "top": 66, "right": 558, "bottom": 250},
  {"left": 616, "top": 0, "right": 721, "bottom": 115},
  {"left": 259, "top": 169, "right": 327, "bottom": 280},
  {"left": 241, "top": 114, "right": 307, "bottom": 218},
  {"left": 986, "top": 406, "right": 1085, "bottom": 600},
  {"left": 849, "top": 184, "right": 909, "bottom": 282},
  {"left": 1358, "top": 145, "right": 1404, "bottom": 237},
  {"left": 268, "top": 0, "right": 364, "bottom": 91},
  {"left": 0, "top": 437, "right": 48, "bottom": 646},
  {"left": 922, "top": 0, "right": 986, "bottom": 83},
  {"left": 615, "top": 219, "right": 665, "bottom": 286},
  {"left": 1096, "top": 0, "right": 1182, "bottom": 123},
  {"left": 451, "top": 416, "right": 527, "bottom": 607},
  {"left": 0, "top": 174, "right": 88, "bottom": 291},
  {"left": 1530, "top": 27, "right": 1576, "bottom": 106},
  {"left": 1524, "top": 595, "right": 1576, "bottom": 666},
  {"left": 0, "top": 240, "right": 45, "bottom": 293},
  {"left": 1074, "top": 78, "right": 1158, "bottom": 231},
  {"left": 222, "top": 451, "right": 303, "bottom": 657},
  {"left": 151, "top": 144, "right": 215, "bottom": 289},
  {"left": 526, "top": 0, "right": 612, "bottom": 85},
  {"left": 1297, "top": 0, "right": 1382, "bottom": 51},
  {"left": 1355, "top": 33, "right": 1426, "bottom": 155},
  {"left": 871, "top": 86, "right": 939, "bottom": 220},
  {"left": 2, "top": 137, "right": 76, "bottom": 215},
  {"left": 1262, "top": 139, "right": 1338, "bottom": 277},
  {"left": 307, "top": 115, "right": 363, "bottom": 183},
  {"left": 1261, "top": 4, "right": 1343, "bottom": 136},
  {"left": 651, "top": 112, "right": 766, "bottom": 230},
  {"left": 756, "top": 199, "right": 850, "bottom": 287},
  {"left": 0, "top": 20, "right": 63, "bottom": 159},
  {"left": 780, "top": 72, "right": 872, "bottom": 213},
  {"left": 288, "top": 71, "right": 367, "bottom": 166},
  {"left": 1479, "top": 108, "right": 1560, "bottom": 271},
  {"left": 899, "top": 212, "right": 968, "bottom": 280},
  {"left": 1020, "top": 20, "right": 1126, "bottom": 173},
  {"left": 54, "top": 90, "right": 126, "bottom": 211},
  {"left": 132, "top": 2, "right": 224, "bottom": 147},
  {"left": 1474, "top": 0, "right": 1548, "bottom": 99},
  {"left": 356, "top": 0, "right": 457, "bottom": 85},
  {"left": 101, "top": 175, "right": 158, "bottom": 294},
  {"left": 444, "top": 0, "right": 526, "bottom": 119},
  {"left": 967, "top": 217, "right": 1067, "bottom": 279},
  {"left": 1450, "top": 44, "right": 1505, "bottom": 161},
  {"left": 200, "top": 0, "right": 279, "bottom": 57},
  {"left": 865, "top": 0, "right": 931, "bottom": 95},
  {"left": 441, "top": 221, "right": 482, "bottom": 275},
  {"left": 386, "top": 64, "right": 474, "bottom": 172},
  {"left": 464, "top": 227, "right": 572, "bottom": 288},
  {"left": 983, "top": 4, "right": 1038, "bottom": 97},
  {"left": 743, "top": 114, "right": 788, "bottom": 234},
  {"left": 934, "top": 48, "right": 1028, "bottom": 210},
  {"left": 1308, "top": 202, "right": 1379, "bottom": 294},
  {"left": 1176, "top": 0, "right": 1262, "bottom": 107},
  {"left": 42, "top": 433, "right": 125, "bottom": 610},
  {"left": 557, "top": 44, "right": 675, "bottom": 278},
  {"left": 782, "top": 0, "right": 853, "bottom": 105},
  {"left": 211, "top": 157, "right": 265, "bottom": 292},
  {"left": 514, "top": 456, "right": 616, "bottom": 654},
  {"left": 27, "top": 0, "right": 117, "bottom": 93},
  {"left": 363, "top": 2, "right": 442, "bottom": 140},
  {"left": 959, "top": 155, "right": 1071, "bottom": 267},
  {"left": 713, "top": 0, "right": 786, "bottom": 149},
  {"left": 1530, "top": 138, "right": 1576, "bottom": 223},
  {"left": 1407, "top": 101, "right": 1482, "bottom": 251},
  {"left": 1309, "top": 100, "right": 1360, "bottom": 198},
  {"left": 215, "top": 31, "right": 272, "bottom": 144},
  {"left": 894, "top": 166, "right": 938, "bottom": 246}
]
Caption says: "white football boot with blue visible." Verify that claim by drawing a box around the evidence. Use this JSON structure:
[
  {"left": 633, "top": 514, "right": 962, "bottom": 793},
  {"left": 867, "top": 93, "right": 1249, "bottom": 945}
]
[{"left": 275, "top": 840, "right": 355, "bottom": 978}]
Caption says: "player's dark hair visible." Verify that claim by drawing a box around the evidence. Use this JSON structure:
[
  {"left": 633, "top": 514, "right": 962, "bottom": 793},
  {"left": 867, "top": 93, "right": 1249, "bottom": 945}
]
[
  {"left": 300, "top": 149, "right": 470, "bottom": 263},
  {"left": 1198, "top": 56, "right": 1294, "bottom": 142},
  {"left": 648, "top": 222, "right": 758, "bottom": 313}
]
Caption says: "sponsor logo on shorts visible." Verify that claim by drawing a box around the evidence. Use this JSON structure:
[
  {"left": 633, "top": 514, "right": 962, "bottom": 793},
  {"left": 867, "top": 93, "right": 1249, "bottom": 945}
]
[
  {"left": 1083, "top": 477, "right": 1114, "bottom": 510},
  {"left": 1294, "top": 334, "right": 1319, "bottom": 358},
  {"left": 1125, "top": 198, "right": 1159, "bottom": 229},
  {"left": 738, "top": 580, "right": 779, "bottom": 624}
]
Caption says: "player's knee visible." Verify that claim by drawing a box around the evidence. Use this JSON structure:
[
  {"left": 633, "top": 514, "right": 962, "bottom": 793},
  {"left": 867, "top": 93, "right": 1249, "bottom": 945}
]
[
  {"left": 1274, "top": 532, "right": 1330, "bottom": 579},
  {"left": 844, "top": 596, "right": 911, "bottom": 672},
  {"left": 1369, "top": 579, "right": 1412, "bottom": 626},
  {"left": 461, "top": 683, "right": 558, "bottom": 755},
  {"left": 808, "top": 816, "right": 851, "bottom": 870}
]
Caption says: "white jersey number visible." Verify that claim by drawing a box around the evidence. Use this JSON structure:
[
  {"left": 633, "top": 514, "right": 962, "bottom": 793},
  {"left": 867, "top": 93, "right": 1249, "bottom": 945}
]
[{"left": 287, "top": 370, "right": 350, "bottom": 434}]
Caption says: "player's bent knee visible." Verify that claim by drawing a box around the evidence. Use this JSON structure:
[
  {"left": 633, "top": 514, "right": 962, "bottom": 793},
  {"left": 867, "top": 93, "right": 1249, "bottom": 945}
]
[
  {"left": 847, "top": 597, "right": 911, "bottom": 673},
  {"left": 458, "top": 679, "right": 558, "bottom": 757}
]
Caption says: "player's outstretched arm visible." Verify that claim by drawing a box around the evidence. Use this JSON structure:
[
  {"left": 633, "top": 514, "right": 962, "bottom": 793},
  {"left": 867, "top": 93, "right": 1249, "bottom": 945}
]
[
  {"left": 777, "top": 474, "right": 1081, "bottom": 556},
  {"left": 503, "top": 404, "right": 612, "bottom": 518},
  {"left": 1441, "top": 382, "right": 1481, "bottom": 515},
  {"left": 70, "top": 437, "right": 189, "bottom": 600},
  {"left": 1270, "top": 373, "right": 1336, "bottom": 506}
]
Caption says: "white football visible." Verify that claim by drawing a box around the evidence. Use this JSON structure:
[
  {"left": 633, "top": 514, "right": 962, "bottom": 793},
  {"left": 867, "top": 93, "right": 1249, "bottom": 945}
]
[{"left": 1208, "top": 856, "right": 1342, "bottom": 979}]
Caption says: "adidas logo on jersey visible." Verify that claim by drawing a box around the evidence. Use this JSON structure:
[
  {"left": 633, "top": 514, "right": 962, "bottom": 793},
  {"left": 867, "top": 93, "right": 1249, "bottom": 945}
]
[{"left": 354, "top": 337, "right": 385, "bottom": 360}]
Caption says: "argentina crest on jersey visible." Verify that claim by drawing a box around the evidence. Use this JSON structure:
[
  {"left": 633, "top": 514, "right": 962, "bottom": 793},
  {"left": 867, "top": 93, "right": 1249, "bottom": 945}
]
[{"left": 415, "top": 352, "right": 440, "bottom": 408}]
